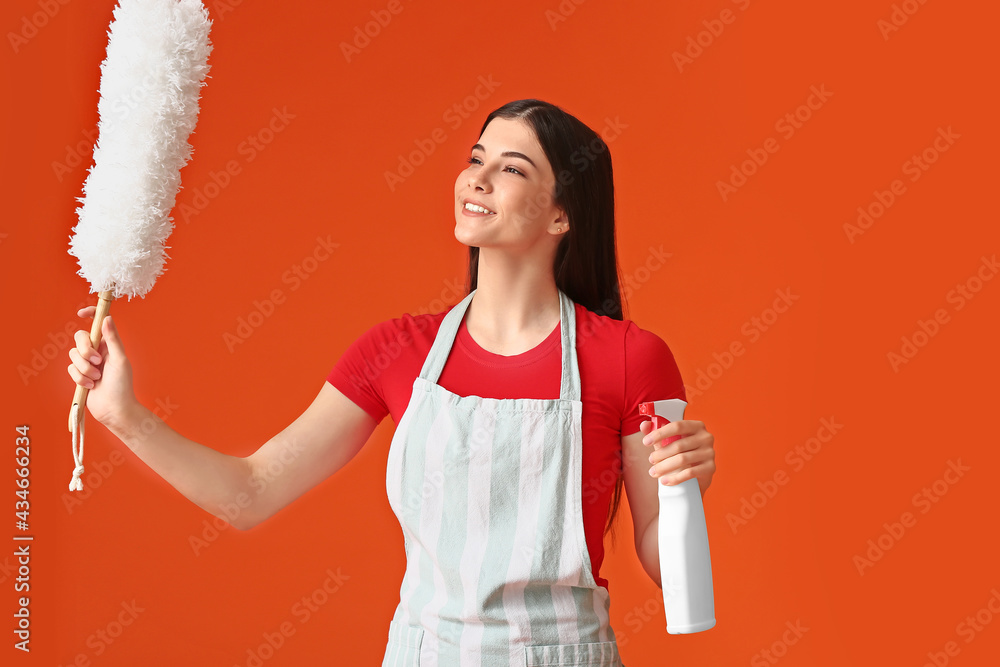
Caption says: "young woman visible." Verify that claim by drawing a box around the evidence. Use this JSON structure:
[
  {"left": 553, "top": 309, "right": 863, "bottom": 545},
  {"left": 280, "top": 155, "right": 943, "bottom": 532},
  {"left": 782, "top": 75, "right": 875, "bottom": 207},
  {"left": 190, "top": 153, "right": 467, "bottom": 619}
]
[{"left": 67, "top": 99, "right": 717, "bottom": 666}]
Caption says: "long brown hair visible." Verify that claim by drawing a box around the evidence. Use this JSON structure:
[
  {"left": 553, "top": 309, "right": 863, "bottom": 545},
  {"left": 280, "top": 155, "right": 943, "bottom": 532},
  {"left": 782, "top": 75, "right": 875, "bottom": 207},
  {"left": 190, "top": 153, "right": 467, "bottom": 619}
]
[{"left": 464, "top": 99, "right": 631, "bottom": 548}]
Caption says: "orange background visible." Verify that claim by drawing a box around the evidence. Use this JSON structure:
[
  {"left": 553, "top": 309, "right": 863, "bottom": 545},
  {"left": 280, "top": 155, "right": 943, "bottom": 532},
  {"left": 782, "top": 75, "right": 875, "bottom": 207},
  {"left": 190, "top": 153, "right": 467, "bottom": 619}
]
[{"left": 2, "top": 0, "right": 998, "bottom": 665}]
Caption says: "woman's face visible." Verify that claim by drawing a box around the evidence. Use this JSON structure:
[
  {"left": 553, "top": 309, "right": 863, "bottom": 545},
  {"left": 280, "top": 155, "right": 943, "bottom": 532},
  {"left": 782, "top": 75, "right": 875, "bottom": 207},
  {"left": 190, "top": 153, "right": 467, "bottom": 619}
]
[{"left": 454, "top": 117, "right": 567, "bottom": 252}]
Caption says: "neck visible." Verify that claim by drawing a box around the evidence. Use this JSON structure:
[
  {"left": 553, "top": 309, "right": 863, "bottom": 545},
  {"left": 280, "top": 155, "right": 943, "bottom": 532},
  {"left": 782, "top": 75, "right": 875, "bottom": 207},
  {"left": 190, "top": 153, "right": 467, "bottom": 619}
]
[{"left": 465, "top": 248, "right": 561, "bottom": 347}]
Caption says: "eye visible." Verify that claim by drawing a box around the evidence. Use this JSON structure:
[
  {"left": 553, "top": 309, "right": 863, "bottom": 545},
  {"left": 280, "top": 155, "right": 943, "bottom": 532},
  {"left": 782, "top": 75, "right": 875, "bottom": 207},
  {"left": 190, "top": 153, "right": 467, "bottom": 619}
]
[{"left": 465, "top": 157, "right": 524, "bottom": 176}]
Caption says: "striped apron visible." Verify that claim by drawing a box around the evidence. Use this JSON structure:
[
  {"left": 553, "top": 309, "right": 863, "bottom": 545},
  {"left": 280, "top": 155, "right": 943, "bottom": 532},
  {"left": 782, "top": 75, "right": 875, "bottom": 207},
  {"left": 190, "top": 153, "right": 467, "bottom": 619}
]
[{"left": 382, "top": 288, "right": 623, "bottom": 667}]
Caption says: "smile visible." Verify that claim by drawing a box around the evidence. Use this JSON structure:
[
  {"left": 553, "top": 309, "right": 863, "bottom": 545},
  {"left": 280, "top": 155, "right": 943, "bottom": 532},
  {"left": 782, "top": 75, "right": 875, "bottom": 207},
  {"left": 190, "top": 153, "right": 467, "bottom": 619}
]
[{"left": 463, "top": 202, "right": 496, "bottom": 215}]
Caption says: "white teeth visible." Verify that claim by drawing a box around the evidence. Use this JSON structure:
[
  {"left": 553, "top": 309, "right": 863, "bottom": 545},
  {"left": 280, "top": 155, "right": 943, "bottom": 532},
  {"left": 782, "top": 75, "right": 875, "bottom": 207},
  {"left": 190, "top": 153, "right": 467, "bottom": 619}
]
[{"left": 464, "top": 202, "right": 494, "bottom": 214}]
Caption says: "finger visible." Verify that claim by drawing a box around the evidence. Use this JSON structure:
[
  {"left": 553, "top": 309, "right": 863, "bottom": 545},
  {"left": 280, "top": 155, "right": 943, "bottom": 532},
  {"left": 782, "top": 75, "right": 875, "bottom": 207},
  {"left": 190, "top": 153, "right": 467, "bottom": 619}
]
[
  {"left": 102, "top": 315, "right": 124, "bottom": 353},
  {"left": 661, "top": 461, "right": 711, "bottom": 486},
  {"left": 666, "top": 419, "right": 702, "bottom": 436},
  {"left": 640, "top": 420, "right": 671, "bottom": 451},
  {"left": 652, "top": 450, "right": 711, "bottom": 480},
  {"left": 651, "top": 436, "right": 706, "bottom": 464},
  {"left": 650, "top": 444, "right": 698, "bottom": 468},
  {"left": 77, "top": 305, "right": 97, "bottom": 318},
  {"left": 649, "top": 447, "right": 709, "bottom": 468},
  {"left": 74, "top": 330, "right": 102, "bottom": 365},
  {"left": 69, "top": 348, "right": 102, "bottom": 381},
  {"left": 67, "top": 363, "right": 96, "bottom": 389},
  {"left": 657, "top": 424, "right": 691, "bottom": 449},
  {"left": 647, "top": 425, "right": 675, "bottom": 450}
]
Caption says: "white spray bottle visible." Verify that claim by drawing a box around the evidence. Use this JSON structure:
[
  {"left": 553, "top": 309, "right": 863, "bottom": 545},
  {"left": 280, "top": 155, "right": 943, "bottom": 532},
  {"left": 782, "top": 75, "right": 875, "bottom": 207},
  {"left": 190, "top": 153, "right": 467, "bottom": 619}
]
[{"left": 639, "top": 399, "right": 716, "bottom": 634}]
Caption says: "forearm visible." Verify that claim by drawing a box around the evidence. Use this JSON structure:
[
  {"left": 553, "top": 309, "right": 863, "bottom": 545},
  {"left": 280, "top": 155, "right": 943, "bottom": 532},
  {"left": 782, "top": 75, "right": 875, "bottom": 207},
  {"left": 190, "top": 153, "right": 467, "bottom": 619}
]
[
  {"left": 637, "top": 518, "right": 661, "bottom": 588},
  {"left": 106, "top": 401, "right": 256, "bottom": 529},
  {"left": 636, "top": 484, "right": 710, "bottom": 589}
]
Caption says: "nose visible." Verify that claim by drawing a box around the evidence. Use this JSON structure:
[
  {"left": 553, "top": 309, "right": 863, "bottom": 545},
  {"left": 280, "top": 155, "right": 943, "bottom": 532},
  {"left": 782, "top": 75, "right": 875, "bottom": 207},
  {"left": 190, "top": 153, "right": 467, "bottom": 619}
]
[{"left": 468, "top": 169, "right": 490, "bottom": 192}]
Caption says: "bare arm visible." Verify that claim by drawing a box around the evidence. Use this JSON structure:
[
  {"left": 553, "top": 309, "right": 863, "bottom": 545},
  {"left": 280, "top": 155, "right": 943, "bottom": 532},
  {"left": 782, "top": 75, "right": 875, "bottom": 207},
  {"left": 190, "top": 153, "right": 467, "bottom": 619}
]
[
  {"left": 238, "top": 382, "right": 379, "bottom": 529},
  {"left": 104, "top": 402, "right": 257, "bottom": 527},
  {"left": 622, "top": 427, "right": 663, "bottom": 587},
  {"left": 68, "top": 308, "right": 379, "bottom": 530},
  {"left": 624, "top": 420, "right": 714, "bottom": 588},
  {"left": 105, "top": 382, "right": 377, "bottom": 530}
]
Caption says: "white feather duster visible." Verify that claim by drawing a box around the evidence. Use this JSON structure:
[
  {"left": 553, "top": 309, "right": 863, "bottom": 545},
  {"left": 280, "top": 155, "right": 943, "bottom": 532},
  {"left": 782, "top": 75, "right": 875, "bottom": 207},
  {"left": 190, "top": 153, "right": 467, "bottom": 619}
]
[
  {"left": 69, "top": 0, "right": 212, "bottom": 299},
  {"left": 67, "top": 0, "right": 212, "bottom": 492}
]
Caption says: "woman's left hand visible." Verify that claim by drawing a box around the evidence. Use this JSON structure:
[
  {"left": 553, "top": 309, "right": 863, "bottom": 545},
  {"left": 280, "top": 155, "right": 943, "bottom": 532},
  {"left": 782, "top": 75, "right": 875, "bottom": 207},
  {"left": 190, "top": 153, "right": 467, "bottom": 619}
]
[{"left": 640, "top": 418, "right": 716, "bottom": 497}]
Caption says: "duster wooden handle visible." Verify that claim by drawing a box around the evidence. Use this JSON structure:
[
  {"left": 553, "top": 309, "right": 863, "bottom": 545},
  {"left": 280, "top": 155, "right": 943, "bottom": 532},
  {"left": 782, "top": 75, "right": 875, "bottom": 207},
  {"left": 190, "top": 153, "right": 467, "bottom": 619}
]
[{"left": 68, "top": 290, "right": 115, "bottom": 431}]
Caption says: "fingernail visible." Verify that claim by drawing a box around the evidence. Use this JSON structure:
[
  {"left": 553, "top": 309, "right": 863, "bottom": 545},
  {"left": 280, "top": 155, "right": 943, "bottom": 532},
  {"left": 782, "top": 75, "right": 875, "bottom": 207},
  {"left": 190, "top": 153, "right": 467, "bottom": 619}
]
[
  {"left": 649, "top": 467, "right": 656, "bottom": 477},
  {"left": 91, "top": 355, "right": 101, "bottom": 364}
]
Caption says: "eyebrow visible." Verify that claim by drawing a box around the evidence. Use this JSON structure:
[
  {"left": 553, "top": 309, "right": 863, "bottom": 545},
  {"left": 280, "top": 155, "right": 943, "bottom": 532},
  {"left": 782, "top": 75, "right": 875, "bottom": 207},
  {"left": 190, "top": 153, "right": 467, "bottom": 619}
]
[{"left": 471, "top": 143, "right": 536, "bottom": 169}]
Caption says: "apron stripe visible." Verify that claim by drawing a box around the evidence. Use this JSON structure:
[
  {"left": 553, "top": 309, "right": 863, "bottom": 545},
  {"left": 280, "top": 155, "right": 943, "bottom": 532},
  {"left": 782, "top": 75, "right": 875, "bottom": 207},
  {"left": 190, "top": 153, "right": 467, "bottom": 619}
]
[
  {"left": 387, "top": 384, "right": 426, "bottom": 631},
  {"left": 414, "top": 397, "right": 457, "bottom": 665},
  {"left": 527, "top": 406, "right": 577, "bottom": 648},
  {"left": 499, "top": 405, "right": 548, "bottom": 665},
  {"left": 457, "top": 401, "right": 497, "bottom": 667},
  {"left": 474, "top": 402, "right": 518, "bottom": 652}
]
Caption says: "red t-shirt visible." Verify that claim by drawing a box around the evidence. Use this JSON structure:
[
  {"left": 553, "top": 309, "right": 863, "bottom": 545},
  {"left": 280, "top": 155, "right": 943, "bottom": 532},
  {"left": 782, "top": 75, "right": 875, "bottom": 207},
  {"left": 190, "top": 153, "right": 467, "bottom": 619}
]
[{"left": 326, "top": 299, "right": 686, "bottom": 592}]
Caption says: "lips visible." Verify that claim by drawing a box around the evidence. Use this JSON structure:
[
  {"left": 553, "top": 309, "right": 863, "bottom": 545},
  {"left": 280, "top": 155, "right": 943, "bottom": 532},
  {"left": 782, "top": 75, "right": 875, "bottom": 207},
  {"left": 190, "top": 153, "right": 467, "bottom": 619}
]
[{"left": 462, "top": 198, "right": 496, "bottom": 215}]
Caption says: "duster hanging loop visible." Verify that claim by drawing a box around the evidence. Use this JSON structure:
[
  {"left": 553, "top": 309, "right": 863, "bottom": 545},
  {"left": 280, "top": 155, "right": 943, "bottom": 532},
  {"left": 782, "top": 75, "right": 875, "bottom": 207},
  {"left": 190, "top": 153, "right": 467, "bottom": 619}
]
[
  {"left": 67, "top": 289, "right": 113, "bottom": 492},
  {"left": 69, "top": 405, "right": 86, "bottom": 492}
]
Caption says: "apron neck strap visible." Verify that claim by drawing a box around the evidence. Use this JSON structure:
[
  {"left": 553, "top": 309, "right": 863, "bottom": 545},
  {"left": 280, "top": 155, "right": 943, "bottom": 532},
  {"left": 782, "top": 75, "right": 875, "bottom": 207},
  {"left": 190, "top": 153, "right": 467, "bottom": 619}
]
[{"left": 418, "top": 288, "right": 581, "bottom": 402}]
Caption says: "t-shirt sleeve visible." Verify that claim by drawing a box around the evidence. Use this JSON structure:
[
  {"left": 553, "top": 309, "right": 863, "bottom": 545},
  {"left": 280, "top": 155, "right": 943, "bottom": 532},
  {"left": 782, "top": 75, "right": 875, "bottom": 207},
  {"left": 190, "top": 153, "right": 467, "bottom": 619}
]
[
  {"left": 325, "top": 319, "right": 396, "bottom": 425},
  {"left": 621, "top": 322, "right": 687, "bottom": 436}
]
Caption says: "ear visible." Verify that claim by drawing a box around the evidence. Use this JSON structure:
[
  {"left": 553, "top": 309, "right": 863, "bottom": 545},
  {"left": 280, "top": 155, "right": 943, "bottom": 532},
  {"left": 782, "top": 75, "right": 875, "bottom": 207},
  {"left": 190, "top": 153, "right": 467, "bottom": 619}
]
[{"left": 550, "top": 208, "right": 569, "bottom": 235}]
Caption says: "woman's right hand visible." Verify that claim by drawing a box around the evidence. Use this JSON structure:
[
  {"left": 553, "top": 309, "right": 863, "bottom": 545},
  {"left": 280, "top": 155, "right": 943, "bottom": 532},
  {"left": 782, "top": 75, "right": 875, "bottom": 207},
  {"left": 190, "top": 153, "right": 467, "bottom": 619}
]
[{"left": 67, "top": 307, "right": 138, "bottom": 428}]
